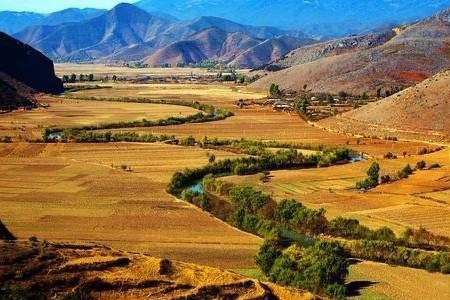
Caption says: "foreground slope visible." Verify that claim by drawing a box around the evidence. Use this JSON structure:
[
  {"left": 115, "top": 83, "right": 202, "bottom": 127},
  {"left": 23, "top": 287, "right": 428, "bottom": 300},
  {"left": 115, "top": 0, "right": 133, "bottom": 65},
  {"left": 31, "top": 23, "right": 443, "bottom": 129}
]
[
  {"left": 319, "top": 70, "right": 450, "bottom": 141},
  {"left": 252, "top": 8, "right": 450, "bottom": 95},
  {"left": 0, "top": 32, "right": 63, "bottom": 94},
  {"left": 0, "top": 240, "right": 316, "bottom": 299}
]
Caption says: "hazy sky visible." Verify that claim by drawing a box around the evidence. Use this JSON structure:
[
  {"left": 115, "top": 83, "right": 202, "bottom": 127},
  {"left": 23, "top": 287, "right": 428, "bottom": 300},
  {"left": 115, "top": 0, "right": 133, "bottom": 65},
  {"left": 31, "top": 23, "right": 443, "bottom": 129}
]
[{"left": 0, "top": 0, "right": 134, "bottom": 13}]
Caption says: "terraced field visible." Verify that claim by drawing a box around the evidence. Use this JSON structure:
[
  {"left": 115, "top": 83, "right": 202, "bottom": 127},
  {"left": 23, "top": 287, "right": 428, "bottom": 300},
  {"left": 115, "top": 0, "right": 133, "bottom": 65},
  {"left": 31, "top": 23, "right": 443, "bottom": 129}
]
[{"left": 0, "top": 142, "right": 260, "bottom": 268}]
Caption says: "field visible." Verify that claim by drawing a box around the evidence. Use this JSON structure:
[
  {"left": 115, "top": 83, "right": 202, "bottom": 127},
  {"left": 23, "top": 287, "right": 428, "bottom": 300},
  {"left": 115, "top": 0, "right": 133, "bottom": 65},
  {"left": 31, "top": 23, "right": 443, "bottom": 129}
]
[
  {"left": 0, "top": 96, "right": 200, "bottom": 140},
  {"left": 348, "top": 261, "right": 450, "bottom": 300},
  {"left": 1, "top": 65, "right": 449, "bottom": 299},
  {"left": 69, "top": 82, "right": 266, "bottom": 107},
  {"left": 225, "top": 148, "right": 450, "bottom": 236},
  {"left": 54, "top": 63, "right": 224, "bottom": 78},
  {"left": 0, "top": 142, "right": 261, "bottom": 268}
]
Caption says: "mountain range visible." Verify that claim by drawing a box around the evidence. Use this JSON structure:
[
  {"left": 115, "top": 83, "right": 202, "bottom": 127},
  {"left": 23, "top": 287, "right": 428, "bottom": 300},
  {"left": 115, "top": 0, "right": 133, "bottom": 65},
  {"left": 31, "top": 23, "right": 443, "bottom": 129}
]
[
  {"left": 135, "top": 0, "right": 450, "bottom": 37},
  {"left": 251, "top": 8, "right": 450, "bottom": 95},
  {"left": 13, "top": 3, "right": 311, "bottom": 67},
  {"left": 0, "top": 8, "right": 106, "bottom": 35}
]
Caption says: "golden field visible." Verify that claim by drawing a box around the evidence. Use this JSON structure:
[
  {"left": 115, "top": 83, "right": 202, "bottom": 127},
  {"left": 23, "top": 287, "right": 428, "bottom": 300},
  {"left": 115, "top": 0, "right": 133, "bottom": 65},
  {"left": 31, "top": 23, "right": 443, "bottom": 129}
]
[
  {"left": 0, "top": 95, "right": 199, "bottom": 140},
  {"left": 0, "top": 71, "right": 449, "bottom": 300},
  {"left": 54, "top": 63, "right": 225, "bottom": 78},
  {"left": 225, "top": 148, "right": 450, "bottom": 236},
  {"left": 0, "top": 142, "right": 260, "bottom": 268}
]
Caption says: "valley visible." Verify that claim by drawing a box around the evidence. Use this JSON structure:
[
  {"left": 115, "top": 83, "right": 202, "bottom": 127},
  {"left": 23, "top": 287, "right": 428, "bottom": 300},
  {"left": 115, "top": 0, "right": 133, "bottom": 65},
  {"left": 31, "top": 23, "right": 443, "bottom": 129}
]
[
  {"left": 0, "top": 63, "right": 449, "bottom": 300},
  {"left": 1, "top": 2, "right": 450, "bottom": 299}
]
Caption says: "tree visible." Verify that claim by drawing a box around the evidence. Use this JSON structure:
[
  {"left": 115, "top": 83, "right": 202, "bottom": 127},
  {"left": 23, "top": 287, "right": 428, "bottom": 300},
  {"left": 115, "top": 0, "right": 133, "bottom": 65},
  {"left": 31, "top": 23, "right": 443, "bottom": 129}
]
[
  {"left": 207, "top": 152, "right": 216, "bottom": 163},
  {"left": 269, "top": 83, "right": 281, "bottom": 98},
  {"left": 255, "top": 241, "right": 282, "bottom": 274},
  {"left": 70, "top": 74, "right": 77, "bottom": 83},
  {"left": 356, "top": 162, "right": 380, "bottom": 190},
  {"left": 366, "top": 161, "right": 380, "bottom": 186},
  {"left": 88, "top": 74, "right": 94, "bottom": 81}
]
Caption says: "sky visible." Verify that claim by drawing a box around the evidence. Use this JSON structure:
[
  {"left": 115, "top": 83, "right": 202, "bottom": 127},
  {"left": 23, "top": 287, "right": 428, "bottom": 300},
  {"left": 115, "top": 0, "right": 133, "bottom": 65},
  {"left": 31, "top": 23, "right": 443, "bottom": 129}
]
[{"left": 0, "top": 0, "right": 134, "bottom": 13}]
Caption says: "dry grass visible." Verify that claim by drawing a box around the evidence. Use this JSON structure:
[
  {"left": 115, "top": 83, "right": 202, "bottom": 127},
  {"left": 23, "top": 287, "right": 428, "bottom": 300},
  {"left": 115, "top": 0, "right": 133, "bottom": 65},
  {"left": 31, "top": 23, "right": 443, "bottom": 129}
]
[
  {"left": 0, "top": 240, "right": 313, "bottom": 300},
  {"left": 348, "top": 261, "right": 450, "bottom": 300},
  {"left": 70, "top": 82, "right": 266, "bottom": 108},
  {"left": 0, "top": 143, "right": 261, "bottom": 268},
  {"left": 54, "top": 63, "right": 226, "bottom": 78},
  {"left": 0, "top": 95, "right": 199, "bottom": 139}
]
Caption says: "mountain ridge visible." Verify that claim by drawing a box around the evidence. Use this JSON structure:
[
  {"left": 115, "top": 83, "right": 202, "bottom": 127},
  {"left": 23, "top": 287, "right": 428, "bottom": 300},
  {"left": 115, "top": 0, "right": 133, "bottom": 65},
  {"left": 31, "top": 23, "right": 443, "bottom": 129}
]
[
  {"left": 14, "top": 3, "right": 310, "bottom": 68},
  {"left": 251, "top": 8, "right": 450, "bottom": 95}
]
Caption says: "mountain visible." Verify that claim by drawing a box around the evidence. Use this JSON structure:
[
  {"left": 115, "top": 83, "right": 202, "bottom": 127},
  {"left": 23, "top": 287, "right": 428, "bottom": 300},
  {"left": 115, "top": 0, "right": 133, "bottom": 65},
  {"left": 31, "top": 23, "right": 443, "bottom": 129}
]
[
  {"left": 136, "top": 0, "right": 450, "bottom": 37},
  {"left": 319, "top": 69, "right": 450, "bottom": 142},
  {"left": 251, "top": 8, "right": 450, "bottom": 96},
  {"left": 0, "top": 11, "right": 43, "bottom": 35},
  {"left": 0, "top": 32, "right": 63, "bottom": 94},
  {"left": 143, "top": 28, "right": 311, "bottom": 67},
  {"left": 0, "top": 8, "right": 105, "bottom": 34},
  {"left": 15, "top": 3, "right": 308, "bottom": 67}
]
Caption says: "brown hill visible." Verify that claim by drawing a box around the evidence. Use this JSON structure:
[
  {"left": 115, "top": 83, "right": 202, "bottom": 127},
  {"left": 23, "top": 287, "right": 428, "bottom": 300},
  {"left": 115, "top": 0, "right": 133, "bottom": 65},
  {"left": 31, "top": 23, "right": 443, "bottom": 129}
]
[
  {"left": 251, "top": 8, "right": 450, "bottom": 95},
  {"left": 0, "top": 240, "right": 316, "bottom": 300},
  {"left": 0, "top": 73, "right": 37, "bottom": 111},
  {"left": 0, "top": 32, "right": 63, "bottom": 94},
  {"left": 319, "top": 70, "right": 450, "bottom": 141}
]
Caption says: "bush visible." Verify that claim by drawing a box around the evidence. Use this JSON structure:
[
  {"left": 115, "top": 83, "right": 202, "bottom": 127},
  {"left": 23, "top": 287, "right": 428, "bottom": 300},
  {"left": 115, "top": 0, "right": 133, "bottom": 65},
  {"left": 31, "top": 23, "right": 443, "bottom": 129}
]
[
  {"left": 261, "top": 240, "right": 349, "bottom": 298},
  {"left": 416, "top": 160, "right": 426, "bottom": 170},
  {"left": 397, "top": 164, "right": 413, "bottom": 179}
]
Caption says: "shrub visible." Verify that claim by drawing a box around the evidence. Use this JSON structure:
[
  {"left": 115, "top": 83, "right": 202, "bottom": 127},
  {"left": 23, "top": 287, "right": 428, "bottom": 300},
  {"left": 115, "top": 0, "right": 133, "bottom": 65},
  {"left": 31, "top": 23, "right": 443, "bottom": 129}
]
[
  {"left": 416, "top": 160, "right": 426, "bottom": 170},
  {"left": 384, "top": 152, "right": 397, "bottom": 159},
  {"left": 159, "top": 259, "right": 172, "bottom": 275},
  {"left": 397, "top": 164, "right": 413, "bottom": 179}
]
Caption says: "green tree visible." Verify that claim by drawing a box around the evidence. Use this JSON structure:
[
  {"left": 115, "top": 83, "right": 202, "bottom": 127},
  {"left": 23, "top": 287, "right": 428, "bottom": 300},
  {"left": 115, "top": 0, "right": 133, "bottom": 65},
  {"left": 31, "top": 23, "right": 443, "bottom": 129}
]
[
  {"left": 367, "top": 161, "right": 380, "bottom": 183},
  {"left": 269, "top": 83, "right": 281, "bottom": 97},
  {"left": 255, "top": 241, "right": 282, "bottom": 274}
]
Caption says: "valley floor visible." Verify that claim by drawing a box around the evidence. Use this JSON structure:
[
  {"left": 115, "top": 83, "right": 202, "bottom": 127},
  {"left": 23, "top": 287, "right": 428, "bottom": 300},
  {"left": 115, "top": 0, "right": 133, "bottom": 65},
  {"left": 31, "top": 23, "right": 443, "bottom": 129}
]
[{"left": 0, "top": 71, "right": 448, "bottom": 299}]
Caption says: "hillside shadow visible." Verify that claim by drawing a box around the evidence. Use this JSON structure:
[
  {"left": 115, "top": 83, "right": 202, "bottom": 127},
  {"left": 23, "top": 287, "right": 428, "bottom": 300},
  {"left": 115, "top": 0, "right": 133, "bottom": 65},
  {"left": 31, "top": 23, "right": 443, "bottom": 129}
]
[{"left": 346, "top": 280, "right": 378, "bottom": 297}]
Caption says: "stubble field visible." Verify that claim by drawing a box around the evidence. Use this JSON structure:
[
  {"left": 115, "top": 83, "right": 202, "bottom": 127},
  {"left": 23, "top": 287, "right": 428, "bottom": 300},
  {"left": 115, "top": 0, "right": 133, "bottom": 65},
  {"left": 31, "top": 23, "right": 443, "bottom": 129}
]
[
  {"left": 0, "top": 142, "right": 261, "bottom": 268},
  {"left": 1, "top": 65, "right": 449, "bottom": 299}
]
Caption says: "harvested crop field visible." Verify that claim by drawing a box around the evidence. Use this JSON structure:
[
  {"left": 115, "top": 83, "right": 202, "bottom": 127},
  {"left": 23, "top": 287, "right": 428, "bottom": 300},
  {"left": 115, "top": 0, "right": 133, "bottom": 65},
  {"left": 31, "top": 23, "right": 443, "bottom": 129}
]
[
  {"left": 70, "top": 82, "right": 266, "bottom": 107},
  {"left": 348, "top": 261, "right": 450, "bottom": 300},
  {"left": 0, "top": 95, "right": 199, "bottom": 139},
  {"left": 54, "top": 63, "right": 225, "bottom": 78},
  {"left": 225, "top": 148, "right": 450, "bottom": 236},
  {"left": 0, "top": 142, "right": 261, "bottom": 268}
]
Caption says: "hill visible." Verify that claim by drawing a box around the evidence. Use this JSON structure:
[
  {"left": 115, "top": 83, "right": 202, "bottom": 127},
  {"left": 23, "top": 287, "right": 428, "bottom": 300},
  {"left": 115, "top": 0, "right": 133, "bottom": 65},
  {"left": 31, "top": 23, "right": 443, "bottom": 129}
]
[
  {"left": 319, "top": 70, "right": 450, "bottom": 141},
  {"left": 143, "top": 28, "right": 310, "bottom": 68},
  {"left": 0, "top": 32, "right": 62, "bottom": 94},
  {"left": 136, "top": 0, "right": 450, "bottom": 37},
  {"left": 0, "top": 240, "right": 316, "bottom": 300},
  {"left": 251, "top": 8, "right": 450, "bottom": 95},
  {"left": 0, "top": 8, "right": 105, "bottom": 34},
  {"left": 0, "top": 73, "right": 37, "bottom": 111},
  {"left": 14, "top": 3, "right": 307, "bottom": 67}
]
